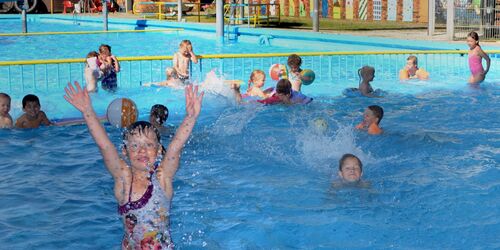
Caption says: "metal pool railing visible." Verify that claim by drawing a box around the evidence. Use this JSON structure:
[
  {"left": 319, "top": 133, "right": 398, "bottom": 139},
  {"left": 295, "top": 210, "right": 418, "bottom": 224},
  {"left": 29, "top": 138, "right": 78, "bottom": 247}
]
[
  {"left": 453, "top": 4, "right": 500, "bottom": 40},
  {"left": 1, "top": 50, "right": 499, "bottom": 94}
]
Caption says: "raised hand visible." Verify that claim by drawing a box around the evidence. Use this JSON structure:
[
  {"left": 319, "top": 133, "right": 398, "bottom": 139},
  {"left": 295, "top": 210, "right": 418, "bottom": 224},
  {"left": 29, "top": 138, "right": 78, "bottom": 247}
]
[
  {"left": 185, "top": 85, "right": 204, "bottom": 119},
  {"left": 63, "top": 81, "right": 92, "bottom": 113}
]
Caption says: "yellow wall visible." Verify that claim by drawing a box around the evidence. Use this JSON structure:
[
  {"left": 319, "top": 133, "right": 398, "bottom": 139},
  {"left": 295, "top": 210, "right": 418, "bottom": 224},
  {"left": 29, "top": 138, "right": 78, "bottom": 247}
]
[{"left": 419, "top": 0, "right": 428, "bottom": 23}]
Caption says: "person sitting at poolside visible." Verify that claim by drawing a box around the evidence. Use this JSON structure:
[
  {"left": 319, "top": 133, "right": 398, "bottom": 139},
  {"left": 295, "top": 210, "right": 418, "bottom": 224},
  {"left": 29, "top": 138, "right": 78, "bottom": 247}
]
[
  {"left": 399, "top": 55, "right": 429, "bottom": 81},
  {"left": 0, "top": 93, "right": 13, "bottom": 128},
  {"left": 232, "top": 79, "right": 312, "bottom": 105},
  {"left": 15, "top": 94, "right": 52, "bottom": 128},
  {"left": 355, "top": 105, "right": 383, "bottom": 135}
]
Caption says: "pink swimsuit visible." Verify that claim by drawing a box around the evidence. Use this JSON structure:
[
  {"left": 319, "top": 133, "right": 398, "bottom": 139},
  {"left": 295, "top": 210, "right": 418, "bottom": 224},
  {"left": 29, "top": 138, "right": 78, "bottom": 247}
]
[{"left": 468, "top": 54, "right": 484, "bottom": 75}]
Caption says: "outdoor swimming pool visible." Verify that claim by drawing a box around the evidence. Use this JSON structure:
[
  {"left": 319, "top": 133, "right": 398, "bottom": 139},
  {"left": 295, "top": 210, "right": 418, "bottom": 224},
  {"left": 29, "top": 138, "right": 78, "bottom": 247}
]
[
  {"left": 0, "top": 15, "right": 499, "bottom": 249},
  {"left": 0, "top": 14, "right": 475, "bottom": 62}
]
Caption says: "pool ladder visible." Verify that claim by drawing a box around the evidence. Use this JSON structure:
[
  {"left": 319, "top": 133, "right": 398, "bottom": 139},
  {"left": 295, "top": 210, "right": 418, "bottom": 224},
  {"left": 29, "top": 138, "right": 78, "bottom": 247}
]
[{"left": 225, "top": 2, "right": 238, "bottom": 41}]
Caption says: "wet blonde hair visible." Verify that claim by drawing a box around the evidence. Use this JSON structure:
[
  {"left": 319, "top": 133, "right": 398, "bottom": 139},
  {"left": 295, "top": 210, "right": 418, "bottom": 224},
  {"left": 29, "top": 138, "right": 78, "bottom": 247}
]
[{"left": 248, "top": 69, "right": 265, "bottom": 89}]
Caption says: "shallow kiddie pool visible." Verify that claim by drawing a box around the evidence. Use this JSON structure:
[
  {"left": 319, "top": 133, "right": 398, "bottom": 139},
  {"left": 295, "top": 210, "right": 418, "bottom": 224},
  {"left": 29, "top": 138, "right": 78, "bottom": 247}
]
[{"left": 0, "top": 16, "right": 499, "bottom": 249}]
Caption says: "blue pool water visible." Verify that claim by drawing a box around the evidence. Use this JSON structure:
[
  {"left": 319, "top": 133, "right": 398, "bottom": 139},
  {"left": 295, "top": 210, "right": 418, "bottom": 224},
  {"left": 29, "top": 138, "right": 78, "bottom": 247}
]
[
  {"left": 0, "top": 15, "right": 480, "bottom": 62},
  {"left": 1, "top": 74, "right": 499, "bottom": 249},
  {"left": 1, "top": 15, "right": 499, "bottom": 249}
]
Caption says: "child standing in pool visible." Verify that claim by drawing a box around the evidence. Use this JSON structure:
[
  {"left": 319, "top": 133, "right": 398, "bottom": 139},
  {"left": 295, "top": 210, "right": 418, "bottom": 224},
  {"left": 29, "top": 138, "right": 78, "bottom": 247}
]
[
  {"left": 64, "top": 81, "right": 204, "bottom": 249},
  {"left": 165, "top": 40, "right": 198, "bottom": 86},
  {"left": 467, "top": 31, "right": 490, "bottom": 84},
  {"left": 287, "top": 54, "right": 304, "bottom": 92},
  {"left": 0, "top": 93, "right": 13, "bottom": 128},
  {"left": 84, "top": 51, "right": 103, "bottom": 93},
  {"left": 99, "top": 44, "right": 120, "bottom": 91}
]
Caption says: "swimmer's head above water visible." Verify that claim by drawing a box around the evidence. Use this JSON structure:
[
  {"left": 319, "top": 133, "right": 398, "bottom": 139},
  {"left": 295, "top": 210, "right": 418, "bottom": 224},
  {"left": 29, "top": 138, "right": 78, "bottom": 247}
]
[{"left": 338, "top": 153, "right": 363, "bottom": 183}]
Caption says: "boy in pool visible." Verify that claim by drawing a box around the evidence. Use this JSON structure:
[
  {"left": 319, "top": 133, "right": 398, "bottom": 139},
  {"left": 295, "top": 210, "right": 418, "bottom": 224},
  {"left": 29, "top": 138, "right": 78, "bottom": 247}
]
[
  {"left": 355, "top": 105, "right": 383, "bottom": 135},
  {"left": 149, "top": 104, "right": 172, "bottom": 134},
  {"left": 331, "top": 153, "right": 371, "bottom": 188},
  {"left": 164, "top": 40, "right": 198, "bottom": 86},
  {"left": 15, "top": 94, "right": 52, "bottom": 128},
  {"left": 287, "top": 54, "right": 304, "bottom": 92},
  {"left": 467, "top": 31, "right": 490, "bottom": 84},
  {"left": 0, "top": 93, "right": 13, "bottom": 128},
  {"left": 64, "top": 81, "right": 203, "bottom": 249},
  {"left": 399, "top": 55, "right": 429, "bottom": 80},
  {"left": 337, "top": 154, "right": 363, "bottom": 183}
]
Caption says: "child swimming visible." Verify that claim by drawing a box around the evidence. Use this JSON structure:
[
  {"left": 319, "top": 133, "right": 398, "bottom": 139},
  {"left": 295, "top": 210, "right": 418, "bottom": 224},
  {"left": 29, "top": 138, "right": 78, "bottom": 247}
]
[
  {"left": 64, "top": 81, "right": 204, "bottom": 249},
  {"left": 0, "top": 93, "right": 13, "bottom": 128},
  {"left": 467, "top": 31, "right": 490, "bottom": 84},
  {"left": 165, "top": 40, "right": 198, "bottom": 86},
  {"left": 355, "top": 105, "right": 383, "bottom": 135},
  {"left": 338, "top": 154, "right": 363, "bottom": 183},
  {"left": 399, "top": 55, "right": 429, "bottom": 80},
  {"left": 15, "top": 94, "right": 52, "bottom": 128}
]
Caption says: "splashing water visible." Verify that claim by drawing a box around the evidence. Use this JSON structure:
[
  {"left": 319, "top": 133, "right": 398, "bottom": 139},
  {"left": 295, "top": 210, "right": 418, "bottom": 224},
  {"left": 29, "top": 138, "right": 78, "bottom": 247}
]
[
  {"left": 295, "top": 120, "right": 373, "bottom": 173},
  {"left": 199, "top": 70, "right": 236, "bottom": 99}
]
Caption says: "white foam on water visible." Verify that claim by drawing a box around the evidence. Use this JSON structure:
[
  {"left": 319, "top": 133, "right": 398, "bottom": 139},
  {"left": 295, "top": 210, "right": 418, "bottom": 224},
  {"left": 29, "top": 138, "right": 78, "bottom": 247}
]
[{"left": 295, "top": 120, "right": 373, "bottom": 174}]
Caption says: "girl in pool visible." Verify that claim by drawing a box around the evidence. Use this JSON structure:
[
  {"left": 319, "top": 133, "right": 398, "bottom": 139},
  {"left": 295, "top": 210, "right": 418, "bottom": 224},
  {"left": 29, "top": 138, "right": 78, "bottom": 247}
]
[
  {"left": 467, "top": 31, "right": 490, "bottom": 84},
  {"left": 243, "top": 69, "right": 273, "bottom": 99},
  {"left": 64, "top": 81, "right": 204, "bottom": 249},
  {"left": 344, "top": 66, "right": 381, "bottom": 97}
]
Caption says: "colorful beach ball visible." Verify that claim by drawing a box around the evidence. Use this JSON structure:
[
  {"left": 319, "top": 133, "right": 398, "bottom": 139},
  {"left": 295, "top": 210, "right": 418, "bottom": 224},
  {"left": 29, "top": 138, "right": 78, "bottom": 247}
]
[
  {"left": 300, "top": 69, "right": 316, "bottom": 85},
  {"left": 106, "top": 98, "right": 138, "bottom": 128},
  {"left": 269, "top": 64, "right": 288, "bottom": 81}
]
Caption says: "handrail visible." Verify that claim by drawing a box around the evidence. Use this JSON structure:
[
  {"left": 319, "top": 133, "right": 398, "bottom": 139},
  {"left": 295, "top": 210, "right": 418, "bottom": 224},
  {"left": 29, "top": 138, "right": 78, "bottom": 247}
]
[
  {"left": 1, "top": 50, "right": 499, "bottom": 66},
  {"left": 0, "top": 29, "right": 183, "bottom": 37}
]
